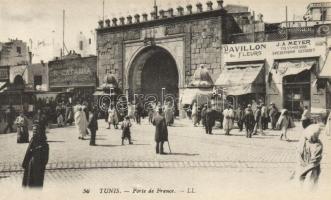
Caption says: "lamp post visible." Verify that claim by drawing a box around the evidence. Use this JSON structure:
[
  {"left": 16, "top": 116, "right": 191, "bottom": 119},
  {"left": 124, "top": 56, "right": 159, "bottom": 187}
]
[
  {"left": 161, "top": 87, "right": 165, "bottom": 107},
  {"left": 109, "top": 87, "right": 114, "bottom": 108},
  {"left": 125, "top": 88, "right": 129, "bottom": 104}
]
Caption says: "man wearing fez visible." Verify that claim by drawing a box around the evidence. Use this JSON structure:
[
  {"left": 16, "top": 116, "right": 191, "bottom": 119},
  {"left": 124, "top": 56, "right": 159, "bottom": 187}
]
[{"left": 152, "top": 108, "right": 168, "bottom": 154}]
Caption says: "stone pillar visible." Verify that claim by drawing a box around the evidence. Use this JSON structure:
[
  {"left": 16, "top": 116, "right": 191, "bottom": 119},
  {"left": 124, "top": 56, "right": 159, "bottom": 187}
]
[
  {"left": 134, "top": 14, "right": 140, "bottom": 23},
  {"left": 151, "top": 11, "right": 157, "bottom": 20},
  {"left": 177, "top": 6, "right": 184, "bottom": 16},
  {"left": 112, "top": 18, "right": 118, "bottom": 26},
  {"left": 217, "top": 0, "right": 224, "bottom": 9},
  {"left": 159, "top": 9, "right": 166, "bottom": 18},
  {"left": 168, "top": 8, "right": 174, "bottom": 17},
  {"left": 186, "top": 4, "right": 193, "bottom": 14},
  {"left": 142, "top": 13, "right": 148, "bottom": 22},
  {"left": 105, "top": 19, "right": 111, "bottom": 27},
  {"left": 119, "top": 17, "right": 125, "bottom": 25},
  {"left": 206, "top": 1, "right": 213, "bottom": 11},
  {"left": 126, "top": 15, "right": 132, "bottom": 24},
  {"left": 98, "top": 20, "right": 104, "bottom": 28},
  {"left": 196, "top": 2, "right": 203, "bottom": 12}
]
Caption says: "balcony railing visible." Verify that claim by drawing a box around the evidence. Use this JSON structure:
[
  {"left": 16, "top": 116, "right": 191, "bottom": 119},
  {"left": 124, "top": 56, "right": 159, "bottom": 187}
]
[{"left": 228, "top": 23, "right": 331, "bottom": 44}]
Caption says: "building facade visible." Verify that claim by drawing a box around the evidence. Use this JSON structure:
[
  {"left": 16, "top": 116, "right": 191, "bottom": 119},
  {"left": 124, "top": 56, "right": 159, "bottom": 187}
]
[
  {"left": 0, "top": 39, "right": 31, "bottom": 67},
  {"left": 219, "top": 37, "right": 330, "bottom": 118},
  {"left": 48, "top": 54, "right": 97, "bottom": 102},
  {"left": 96, "top": 1, "right": 250, "bottom": 107}
]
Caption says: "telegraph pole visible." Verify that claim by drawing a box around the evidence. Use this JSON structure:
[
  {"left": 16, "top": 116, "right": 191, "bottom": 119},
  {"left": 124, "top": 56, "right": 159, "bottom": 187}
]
[
  {"left": 63, "top": 9, "right": 65, "bottom": 57},
  {"left": 154, "top": 0, "right": 158, "bottom": 19}
]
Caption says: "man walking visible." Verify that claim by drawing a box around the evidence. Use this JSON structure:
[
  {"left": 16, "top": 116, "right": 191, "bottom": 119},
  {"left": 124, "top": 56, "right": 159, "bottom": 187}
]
[
  {"left": 4, "top": 104, "right": 15, "bottom": 133},
  {"left": 244, "top": 104, "right": 255, "bottom": 138},
  {"left": 88, "top": 106, "right": 98, "bottom": 146},
  {"left": 152, "top": 108, "right": 168, "bottom": 155},
  {"left": 223, "top": 105, "right": 234, "bottom": 135},
  {"left": 261, "top": 103, "right": 268, "bottom": 130},
  {"left": 269, "top": 102, "right": 278, "bottom": 130},
  {"left": 237, "top": 105, "right": 245, "bottom": 132},
  {"left": 253, "top": 105, "right": 264, "bottom": 135},
  {"left": 205, "top": 106, "right": 217, "bottom": 134}
]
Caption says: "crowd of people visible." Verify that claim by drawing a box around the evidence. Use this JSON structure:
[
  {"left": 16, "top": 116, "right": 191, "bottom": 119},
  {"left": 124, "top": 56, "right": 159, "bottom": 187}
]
[
  {"left": 0, "top": 96, "right": 328, "bottom": 189},
  {"left": 188, "top": 100, "right": 319, "bottom": 141}
]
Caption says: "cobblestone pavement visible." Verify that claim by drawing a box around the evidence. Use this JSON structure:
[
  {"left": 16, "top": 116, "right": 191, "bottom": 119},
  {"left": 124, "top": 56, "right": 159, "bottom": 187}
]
[
  {"left": 0, "top": 119, "right": 330, "bottom": 200},
  {"left": 0, "top": 118, "right": 330, "bottom": 172}
]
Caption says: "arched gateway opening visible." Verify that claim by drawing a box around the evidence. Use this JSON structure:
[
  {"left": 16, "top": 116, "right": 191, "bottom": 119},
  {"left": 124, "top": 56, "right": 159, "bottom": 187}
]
[{"left": 128, "top": 46, "right": 179, "bottom": 104}]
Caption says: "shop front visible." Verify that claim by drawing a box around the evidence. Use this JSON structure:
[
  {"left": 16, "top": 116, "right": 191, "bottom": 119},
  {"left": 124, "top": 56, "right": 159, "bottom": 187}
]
[
  {"left": 48, "top": 55, "right": 97, "bottom": 104},
  {"left": 215, "top": 62, "right": 266, "bottom": 109},
  {"left": 180, "top": 65, "right": 214, "bottom": 118},
  {"left": 273, "top": 59, "right": 317, "bottom": 118},
  {"left": 221, "top": 37, "right": 328, "bottom": 119}
]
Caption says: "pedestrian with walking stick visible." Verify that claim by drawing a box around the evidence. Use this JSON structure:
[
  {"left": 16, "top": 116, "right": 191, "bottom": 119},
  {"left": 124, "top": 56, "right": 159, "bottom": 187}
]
[{"left": 152, "top": 108, "right": 168, "bottom": 155}]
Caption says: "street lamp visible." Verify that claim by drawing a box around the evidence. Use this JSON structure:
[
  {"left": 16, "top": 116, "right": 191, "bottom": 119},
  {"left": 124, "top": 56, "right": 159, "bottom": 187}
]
[
  {"left": 161, "top": 87, "right": 165, "bottom": 106},
  {"left": 125, "top": 88, "right": 129, "bottom": 104},
  {"left": 109, "top": 87, "right": 114, "bottom": 108}
]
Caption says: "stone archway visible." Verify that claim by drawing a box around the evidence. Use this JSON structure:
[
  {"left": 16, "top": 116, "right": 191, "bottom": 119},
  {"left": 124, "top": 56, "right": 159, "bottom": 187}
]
[{"left": 128, "top": 46, "right": 179, "bottom": 102}]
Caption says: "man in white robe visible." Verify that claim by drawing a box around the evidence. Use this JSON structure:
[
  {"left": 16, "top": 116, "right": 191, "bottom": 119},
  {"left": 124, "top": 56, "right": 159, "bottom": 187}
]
[{"left": 75, "top": 106, "right": 88, "bottom": 139}]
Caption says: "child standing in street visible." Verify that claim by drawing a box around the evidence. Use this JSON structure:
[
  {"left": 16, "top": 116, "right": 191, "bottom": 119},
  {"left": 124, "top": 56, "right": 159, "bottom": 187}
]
[
  {"left": 276, "top": 109, "right": 295, "bottom": 141},
  {"left": 121, "top": 116, "right": 133, "bottom": 145}
]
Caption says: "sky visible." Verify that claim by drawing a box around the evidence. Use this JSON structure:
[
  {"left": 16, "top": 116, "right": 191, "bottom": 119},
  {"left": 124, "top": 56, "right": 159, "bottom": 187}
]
[{"left": 0, "top": 0, "right": 325, "bottom": 61}]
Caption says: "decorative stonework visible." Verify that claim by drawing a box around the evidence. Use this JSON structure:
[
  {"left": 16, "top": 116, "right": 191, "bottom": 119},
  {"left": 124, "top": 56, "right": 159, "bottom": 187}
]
[
  {"left": 124, "top": 30, "right": 141, "bottom": 41},
  {"left": 165, "top": 24, "right": 185, "bottom": 35}
]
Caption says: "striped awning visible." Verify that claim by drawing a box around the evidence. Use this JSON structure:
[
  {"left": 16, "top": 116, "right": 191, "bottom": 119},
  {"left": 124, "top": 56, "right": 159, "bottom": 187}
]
[
  {"left": 215, "top": 63, "right": 265, "bottom": 96},
  {"left": 277, "top": 60, "right": 316, "bottom": 77}
]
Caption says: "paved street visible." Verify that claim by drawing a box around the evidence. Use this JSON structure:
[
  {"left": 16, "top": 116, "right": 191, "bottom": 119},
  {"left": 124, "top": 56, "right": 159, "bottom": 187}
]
[
  {"left": 0, "top": 118, "right": 315, "bottom": 169},
  {"left": 0, "top": 118, "right": 330, "bottom": 199}
]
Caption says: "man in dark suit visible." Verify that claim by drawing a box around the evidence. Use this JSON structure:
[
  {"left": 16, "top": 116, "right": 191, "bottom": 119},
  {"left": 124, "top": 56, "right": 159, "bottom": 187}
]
[
  {"left": 88, "top": 106, "right": 99, "bottom": 146},
  {"left": 152, "top": 108, "right": 168, "bottom": 154},
  {"left": 205, "top": 107, "right": 217, "bottom": 134}
]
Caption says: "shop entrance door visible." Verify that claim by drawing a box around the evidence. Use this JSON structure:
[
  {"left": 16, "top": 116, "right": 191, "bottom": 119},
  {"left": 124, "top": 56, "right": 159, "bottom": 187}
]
[{"left": 283, "top": 70, "right": 311, "bottom": 119}]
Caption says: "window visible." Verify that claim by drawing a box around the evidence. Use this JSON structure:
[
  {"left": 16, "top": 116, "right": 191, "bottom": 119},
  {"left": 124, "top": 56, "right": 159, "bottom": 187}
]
[
  {"left": 16, "top": 46, "right": 21, "bottom": 54},
  {"left": 79, "top": 41, "right": 83, "bottom": 50},
  {"left": 89, "top": 38, "right": 92, "bottom": 44},
  {"left": 34, "top": 75, "right": 42, "bottom": 89}
]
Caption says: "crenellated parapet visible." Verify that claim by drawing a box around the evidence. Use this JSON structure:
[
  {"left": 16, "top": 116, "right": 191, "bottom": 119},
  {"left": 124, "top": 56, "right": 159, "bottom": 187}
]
[{"left": 97, "top": 0, "right": 227, "bottom": 29}]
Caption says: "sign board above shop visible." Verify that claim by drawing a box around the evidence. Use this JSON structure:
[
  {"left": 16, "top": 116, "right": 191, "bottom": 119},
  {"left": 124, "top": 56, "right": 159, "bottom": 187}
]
[
  {"left": 222, "top": 37, "right": 326, "bottom": 62},
  {"left": 0, "top": 66, "right": 9, "bottom": 81},
  {"left": 222, "top": 43, "right": 266, "bottom": 61},
  {"left": 48, "top": 56, "right": 97, "bottom": 88}
]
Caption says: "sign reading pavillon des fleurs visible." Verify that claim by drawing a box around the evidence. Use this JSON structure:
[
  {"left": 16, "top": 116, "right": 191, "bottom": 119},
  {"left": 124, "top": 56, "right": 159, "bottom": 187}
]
[{"left": 222, "top": 38, "right": 325, "bottom": 62}]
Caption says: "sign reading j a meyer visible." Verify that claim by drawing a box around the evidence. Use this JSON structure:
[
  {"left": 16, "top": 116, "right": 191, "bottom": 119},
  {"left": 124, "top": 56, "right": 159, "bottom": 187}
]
[
  {"left": 222, "top": 38, "right": 325, "bottom": 62},
  {"left": 48, "top": 56, "right": 97, "bottom": 88}
]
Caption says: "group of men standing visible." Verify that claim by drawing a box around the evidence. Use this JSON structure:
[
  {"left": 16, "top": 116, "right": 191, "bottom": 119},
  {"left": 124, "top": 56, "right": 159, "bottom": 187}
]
[{"left": 191, "top": 100, "right": 280, "bottom": 138}]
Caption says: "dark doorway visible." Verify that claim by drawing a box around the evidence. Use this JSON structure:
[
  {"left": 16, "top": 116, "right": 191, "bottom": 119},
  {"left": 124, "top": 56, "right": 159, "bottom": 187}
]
[
  {"left": 283, "top": 70, "right": 311, "bottom": 119},
  {"left": 141, "top": 50, "right": 178, "bottom": 99},
  {"left": 129, "top": 46, "right": 179, "bottom": 103}
]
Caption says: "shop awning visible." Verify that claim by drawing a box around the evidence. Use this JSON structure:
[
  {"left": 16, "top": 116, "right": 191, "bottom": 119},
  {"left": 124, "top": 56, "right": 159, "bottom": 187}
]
[
  {"left": 320, "top": 53, "right": 331, "bottom": 79},
  {"left": 180, "top": 88, "right": 212, "bottom": 105},
  {"left": 215, "top": 63, "right": 265, "bottom": 96},
  {"left": 277, "top": 60, "right": 316, "bottom": 77},
  {"left": 0, "top": 82, "right": 7, "bottom": 90}
]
